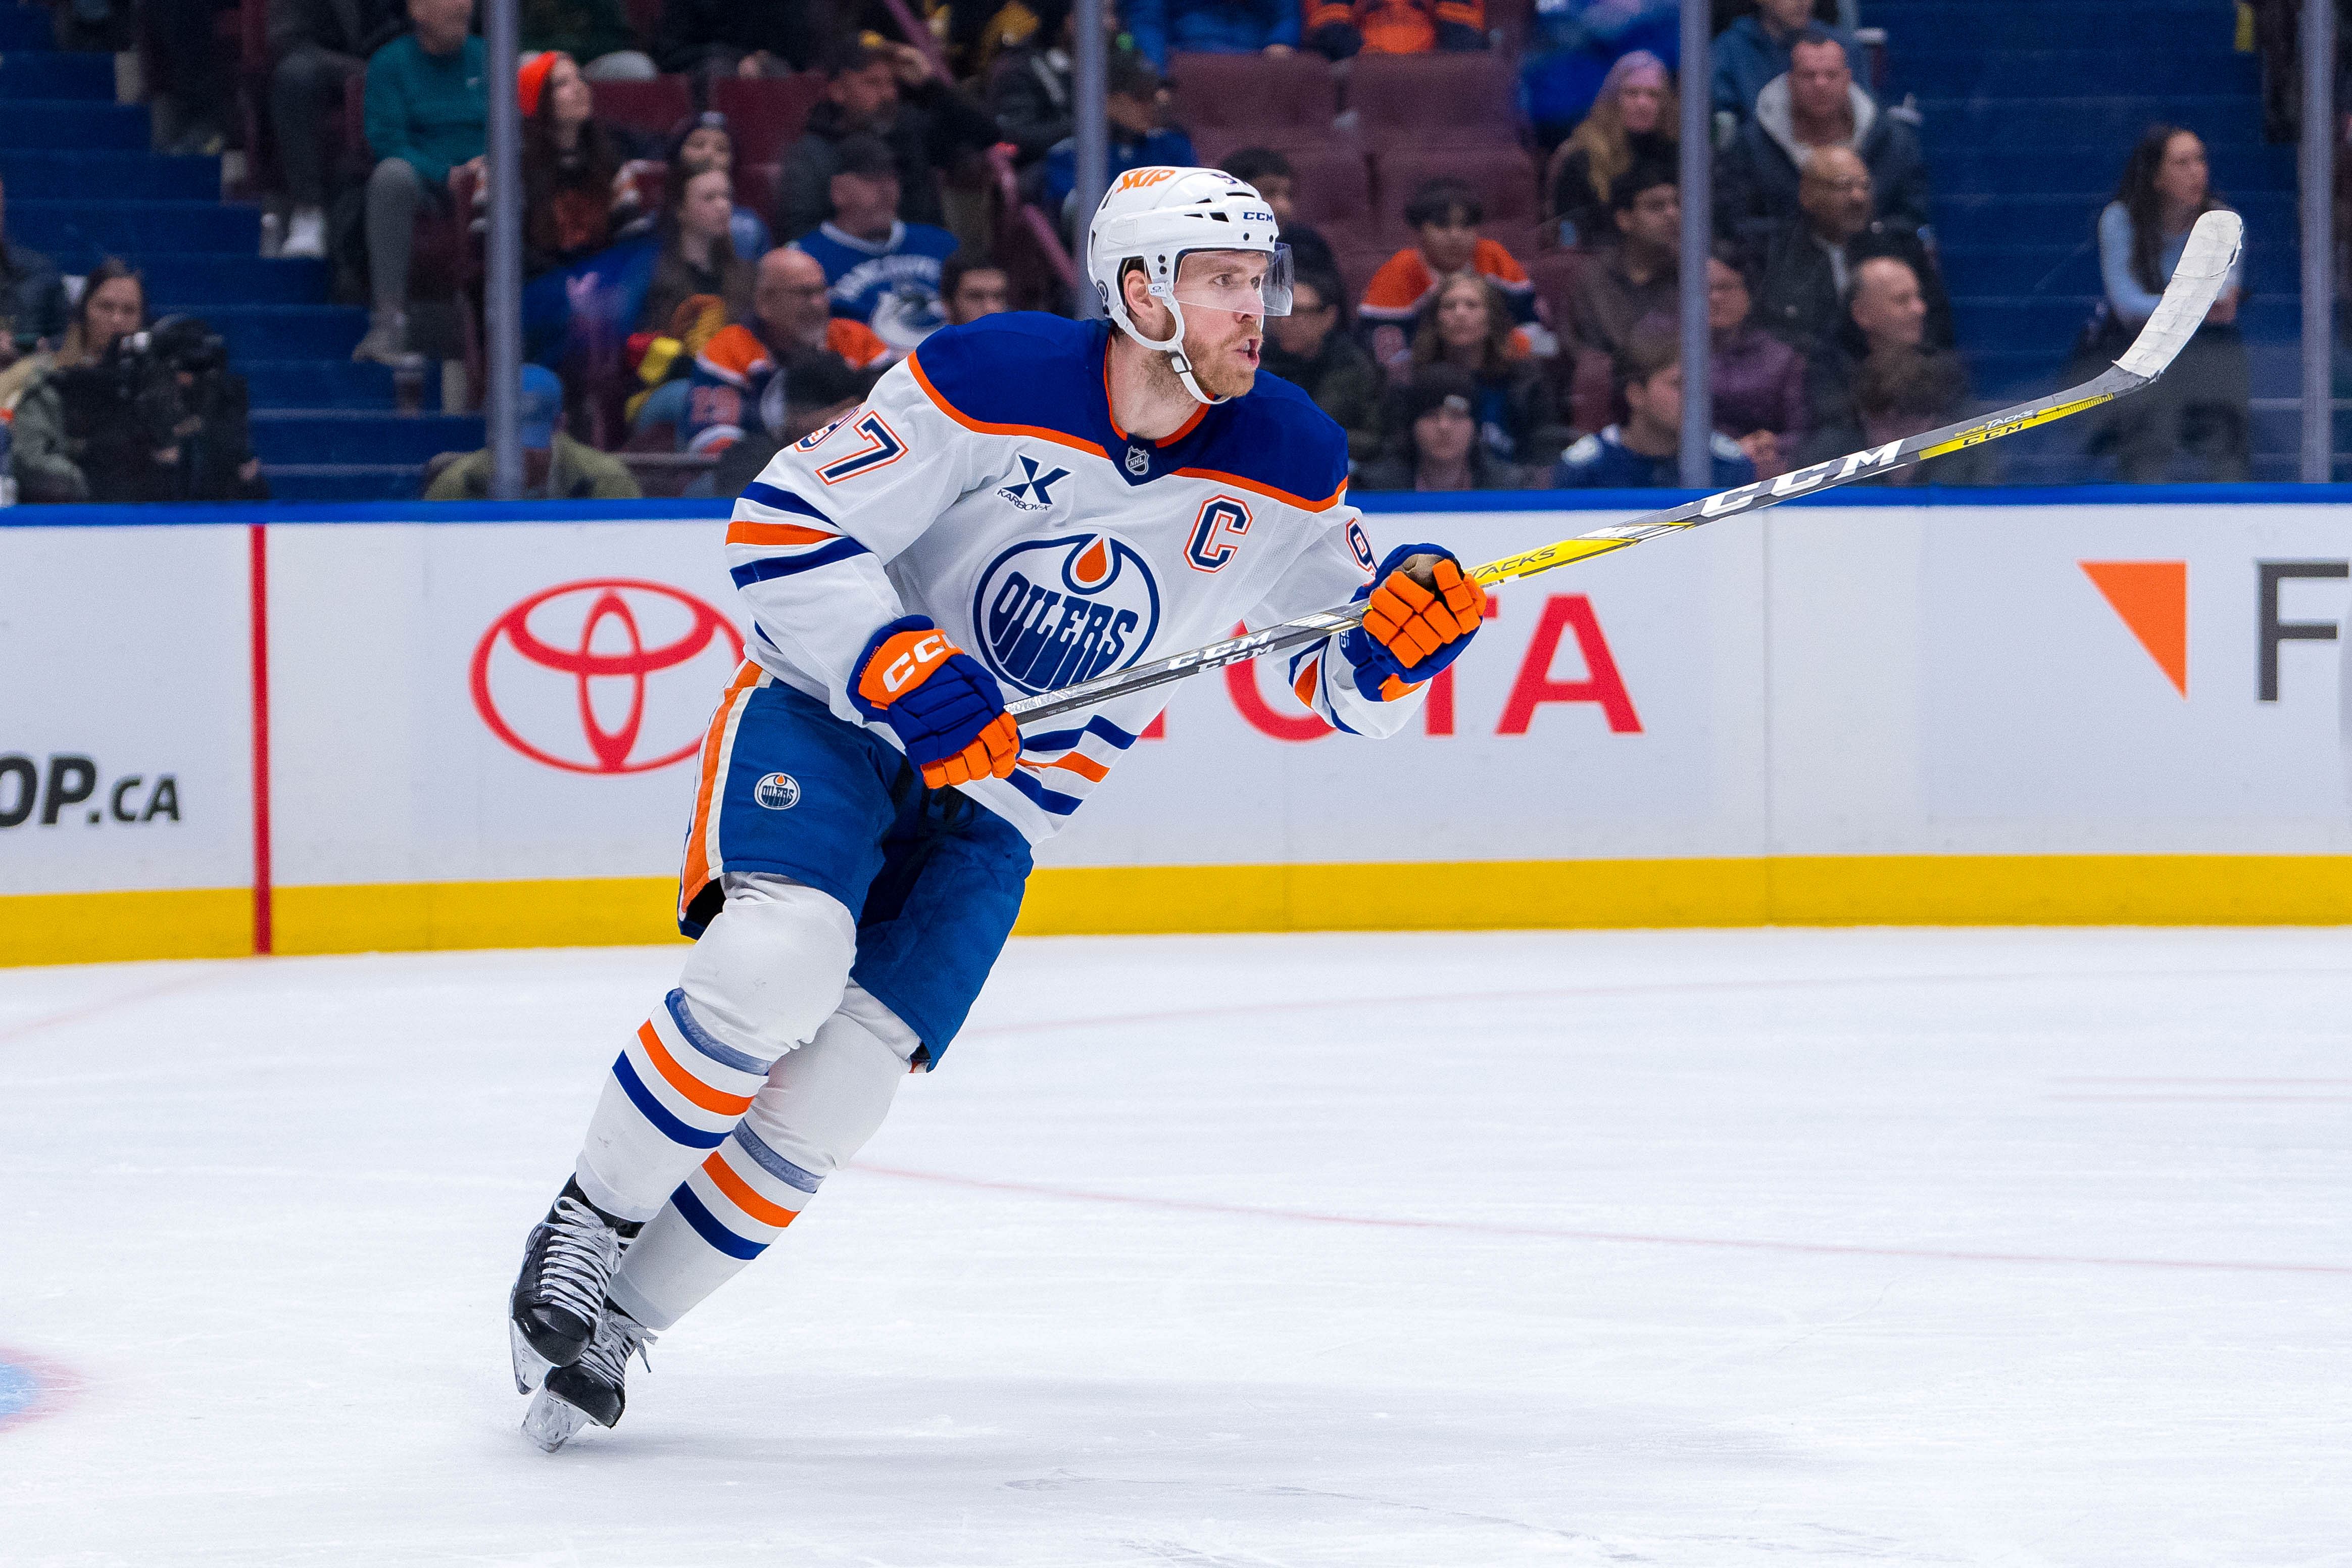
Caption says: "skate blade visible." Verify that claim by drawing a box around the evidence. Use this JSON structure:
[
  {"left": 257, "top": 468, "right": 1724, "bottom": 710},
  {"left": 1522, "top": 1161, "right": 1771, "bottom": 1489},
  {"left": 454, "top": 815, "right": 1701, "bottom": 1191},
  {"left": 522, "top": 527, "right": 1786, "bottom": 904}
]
[
  {"left": 522, "top": 1386, "right": 591, "bottom": 1453},
  {"left": 509, "top": 1320, "right": 556, "bottom": 1395}
]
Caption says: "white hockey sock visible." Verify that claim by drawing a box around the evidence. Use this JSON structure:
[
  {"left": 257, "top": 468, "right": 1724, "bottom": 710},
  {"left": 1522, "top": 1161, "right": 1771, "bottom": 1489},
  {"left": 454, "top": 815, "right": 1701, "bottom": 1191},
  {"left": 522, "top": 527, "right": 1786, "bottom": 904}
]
[
  {"left": 605, "top": 985, "right": 915, "bottom": 1331},
  {"left": 574, "top": 877, "right": 855, "bottom": 1223}
]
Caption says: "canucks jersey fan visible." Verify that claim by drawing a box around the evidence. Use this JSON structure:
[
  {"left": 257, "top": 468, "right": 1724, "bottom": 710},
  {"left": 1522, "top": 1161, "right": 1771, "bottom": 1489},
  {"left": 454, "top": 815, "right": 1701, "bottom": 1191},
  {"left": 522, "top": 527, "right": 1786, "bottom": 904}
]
[
  {"left": 791, "top": 135, "right": 962, "bottom": 356},
  {"left": 1556, "top": 328, "right": 1758, "bottom": 488},
  {"left": 506, "top": 166, "right": 1486, "bottom": 1450}
]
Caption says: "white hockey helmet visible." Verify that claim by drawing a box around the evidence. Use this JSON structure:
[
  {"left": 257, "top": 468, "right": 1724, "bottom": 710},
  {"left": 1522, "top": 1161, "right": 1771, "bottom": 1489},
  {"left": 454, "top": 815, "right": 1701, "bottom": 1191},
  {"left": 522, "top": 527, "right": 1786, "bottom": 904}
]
[{"left": 1086, "top": 165, "right": 1294, "bottom": 405}]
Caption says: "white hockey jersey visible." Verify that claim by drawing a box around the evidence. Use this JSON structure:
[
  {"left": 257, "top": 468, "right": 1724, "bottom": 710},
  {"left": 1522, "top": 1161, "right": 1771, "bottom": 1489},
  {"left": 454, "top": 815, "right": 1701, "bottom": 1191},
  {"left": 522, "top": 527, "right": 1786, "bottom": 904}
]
[{"left": 726, "top": 311, "right": 1425, "bottom": 844}]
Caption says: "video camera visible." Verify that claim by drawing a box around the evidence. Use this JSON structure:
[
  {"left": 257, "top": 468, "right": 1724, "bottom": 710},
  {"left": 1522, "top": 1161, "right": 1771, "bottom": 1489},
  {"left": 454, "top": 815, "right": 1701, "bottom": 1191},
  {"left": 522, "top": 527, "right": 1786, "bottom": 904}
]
[{"left": 52, "top": 315, "right": 243, "bottom": 500}]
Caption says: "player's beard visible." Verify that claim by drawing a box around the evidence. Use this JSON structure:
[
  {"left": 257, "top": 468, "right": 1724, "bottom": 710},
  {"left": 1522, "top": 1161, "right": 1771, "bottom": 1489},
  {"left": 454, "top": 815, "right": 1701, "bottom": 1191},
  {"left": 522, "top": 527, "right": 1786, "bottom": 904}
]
[{"left": 1175, "top": 321, "right": 1258, "bottom": 402}]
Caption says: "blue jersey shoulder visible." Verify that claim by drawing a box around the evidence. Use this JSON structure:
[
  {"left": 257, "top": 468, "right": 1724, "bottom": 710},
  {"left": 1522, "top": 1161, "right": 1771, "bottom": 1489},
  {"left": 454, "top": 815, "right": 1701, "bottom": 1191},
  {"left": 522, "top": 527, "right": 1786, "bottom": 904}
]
[
  {"left": 909, "top": 312, "right": 1108, "bottom": 435},
  {"left": 1186, "top": 365, "right": 1350, "bottom": 508}
]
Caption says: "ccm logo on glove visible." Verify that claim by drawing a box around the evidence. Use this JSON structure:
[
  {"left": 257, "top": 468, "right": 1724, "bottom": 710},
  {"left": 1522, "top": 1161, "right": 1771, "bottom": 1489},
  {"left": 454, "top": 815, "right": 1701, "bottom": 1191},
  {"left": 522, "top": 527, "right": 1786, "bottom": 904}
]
[
  {"left": 851, "top": 615, "right": 1022, "bottom": 789},
  {"left": 874, "top": 629, "right": 950, "bottom": 695},
  {"left": 1341, "top": 542, "right": 1483, "bottom": 702}
]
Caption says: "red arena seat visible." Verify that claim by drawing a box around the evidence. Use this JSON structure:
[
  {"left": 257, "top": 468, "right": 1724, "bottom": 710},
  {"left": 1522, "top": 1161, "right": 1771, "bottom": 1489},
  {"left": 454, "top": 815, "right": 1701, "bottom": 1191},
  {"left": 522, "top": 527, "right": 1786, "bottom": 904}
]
[
  {"left": 1375, "top": 142, "right": 1542, "bottom": 248},
  {"left": 591, "top": 76, "right": 693, "bottom": 139},
  {"left": 1167, "top": 52, "right": 1340, "bottom": 145},
  {"left": 1347, "top": 52, "right": 1521, "bottom": 151},
  {"left": 711, "top": 75, "right": 828, "bottom": 167}
]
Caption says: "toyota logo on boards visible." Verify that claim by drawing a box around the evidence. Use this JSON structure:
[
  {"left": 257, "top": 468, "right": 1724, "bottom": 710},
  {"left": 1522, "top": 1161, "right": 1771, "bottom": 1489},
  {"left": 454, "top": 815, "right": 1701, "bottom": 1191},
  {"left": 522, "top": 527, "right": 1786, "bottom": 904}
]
[{"left": 471, "top": 579, "right": 745, "bottom": 774}]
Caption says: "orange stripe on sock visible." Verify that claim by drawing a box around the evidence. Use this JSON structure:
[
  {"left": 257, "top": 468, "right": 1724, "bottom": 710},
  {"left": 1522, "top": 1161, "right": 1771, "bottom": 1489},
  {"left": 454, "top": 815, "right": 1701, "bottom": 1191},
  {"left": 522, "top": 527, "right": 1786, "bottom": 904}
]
[
  {"left": 702, "top": 1149, "right": 802, "bottom": 1230},
  {"left": 638, "top": 1020, "right": 756, "bottom": 1115}
]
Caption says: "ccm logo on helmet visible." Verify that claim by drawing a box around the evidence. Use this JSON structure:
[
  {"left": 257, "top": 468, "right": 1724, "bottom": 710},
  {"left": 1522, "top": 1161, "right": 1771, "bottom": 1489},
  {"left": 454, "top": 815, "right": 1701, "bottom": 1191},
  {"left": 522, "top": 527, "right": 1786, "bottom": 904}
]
[
  {"left": 1114, "top": 167, "right": 1177, "bottom": 192},
  {"left": 882, "top": 631, "right": 950, "bottom": 693}
]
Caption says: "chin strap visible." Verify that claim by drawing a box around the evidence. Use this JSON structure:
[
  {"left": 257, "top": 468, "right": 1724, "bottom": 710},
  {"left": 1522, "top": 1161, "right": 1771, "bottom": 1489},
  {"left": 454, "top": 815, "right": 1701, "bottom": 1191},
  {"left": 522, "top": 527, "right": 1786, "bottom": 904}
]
[{"left": 1110, "top": 296, "right": 1227, "bottom": 407}]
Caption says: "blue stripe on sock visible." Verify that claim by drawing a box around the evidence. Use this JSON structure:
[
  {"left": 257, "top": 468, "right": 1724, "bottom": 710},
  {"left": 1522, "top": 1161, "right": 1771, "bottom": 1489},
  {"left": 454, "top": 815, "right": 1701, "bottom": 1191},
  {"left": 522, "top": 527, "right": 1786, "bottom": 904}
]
[
  {"left": 664, "top": 989, "right": 769, "bottom": 1074},
  {"left": 670, "top": 1184, "right": 768, "bottom": 1260},
  {"left": 611, "top": 1054, "right": 727, "bottom": 1149},
  {"left": 731, "top": 1122, "right": 822, "bottom": 1194}
]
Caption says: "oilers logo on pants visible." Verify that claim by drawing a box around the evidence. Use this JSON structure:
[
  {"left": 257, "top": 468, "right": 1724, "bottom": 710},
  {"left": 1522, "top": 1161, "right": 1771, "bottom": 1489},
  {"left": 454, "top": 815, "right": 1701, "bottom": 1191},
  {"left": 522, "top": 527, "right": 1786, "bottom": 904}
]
[{"left": 970, "top": 531, "right": 1162, "bottom": 698}]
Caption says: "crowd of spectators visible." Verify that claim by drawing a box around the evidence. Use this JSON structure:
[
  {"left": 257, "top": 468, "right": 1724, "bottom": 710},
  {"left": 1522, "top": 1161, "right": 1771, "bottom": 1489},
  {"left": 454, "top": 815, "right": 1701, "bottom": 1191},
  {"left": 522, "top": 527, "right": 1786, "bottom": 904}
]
[{"left": 3, "top": 0, "right": 2263, "bottom": 501}]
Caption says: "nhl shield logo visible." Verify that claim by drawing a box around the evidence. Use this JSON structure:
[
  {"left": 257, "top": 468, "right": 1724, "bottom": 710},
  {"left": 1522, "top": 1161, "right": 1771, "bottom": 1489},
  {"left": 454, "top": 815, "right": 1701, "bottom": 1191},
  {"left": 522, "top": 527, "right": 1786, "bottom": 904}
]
[
  {"left": 1124, "top": 444, "right": 1150, "bottom": 476},
  {"left": 970, "top": 531, "right": 1161, "bottom": 697}
]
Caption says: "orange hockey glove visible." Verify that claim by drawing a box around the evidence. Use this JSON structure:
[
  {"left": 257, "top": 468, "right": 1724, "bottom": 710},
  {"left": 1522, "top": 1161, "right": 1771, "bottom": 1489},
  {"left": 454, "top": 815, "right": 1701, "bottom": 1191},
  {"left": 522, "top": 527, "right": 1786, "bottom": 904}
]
[
  {"left": 850, "top": 616, "right": 1021, "bottom": 789},
  {"left": 1341, "top": 543, "right": 1483, "bottom": 700}
]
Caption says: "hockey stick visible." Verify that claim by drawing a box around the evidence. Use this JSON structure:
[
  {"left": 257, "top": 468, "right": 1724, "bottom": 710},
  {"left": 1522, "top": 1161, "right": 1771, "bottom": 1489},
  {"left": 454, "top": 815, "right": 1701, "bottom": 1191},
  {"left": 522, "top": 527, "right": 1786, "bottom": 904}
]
[{"left": 1009, "top": 209, "right": 2243, "bottom": 729}]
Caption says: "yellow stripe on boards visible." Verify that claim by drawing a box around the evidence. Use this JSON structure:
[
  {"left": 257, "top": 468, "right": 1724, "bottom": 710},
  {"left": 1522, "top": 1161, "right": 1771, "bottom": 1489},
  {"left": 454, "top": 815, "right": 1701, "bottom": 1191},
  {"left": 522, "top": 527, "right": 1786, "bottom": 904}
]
[
  {"left": 0, "top": 887, "right": 252, "bottom": 966},
  {"left": 8, "top": 857, "right": 2352, "bottom": 967},
  {"left": 270, "top": 877, "right": 688, "bottom": 955}
]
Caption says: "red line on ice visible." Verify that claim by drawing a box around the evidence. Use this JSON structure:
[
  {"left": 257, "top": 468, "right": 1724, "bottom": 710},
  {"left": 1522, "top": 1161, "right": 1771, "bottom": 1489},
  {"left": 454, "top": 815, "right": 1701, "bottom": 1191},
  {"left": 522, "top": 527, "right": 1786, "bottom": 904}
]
[{"left": 856, "top": 1165, "right": 2352, "bottom": 1276}]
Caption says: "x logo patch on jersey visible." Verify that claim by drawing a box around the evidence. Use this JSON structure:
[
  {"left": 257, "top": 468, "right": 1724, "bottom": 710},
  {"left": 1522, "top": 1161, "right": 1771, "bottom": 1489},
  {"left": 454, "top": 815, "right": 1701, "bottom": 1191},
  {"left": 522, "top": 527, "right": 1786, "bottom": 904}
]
[{"left": 997, "top": 455, "right": 1070, "bottom": 511}]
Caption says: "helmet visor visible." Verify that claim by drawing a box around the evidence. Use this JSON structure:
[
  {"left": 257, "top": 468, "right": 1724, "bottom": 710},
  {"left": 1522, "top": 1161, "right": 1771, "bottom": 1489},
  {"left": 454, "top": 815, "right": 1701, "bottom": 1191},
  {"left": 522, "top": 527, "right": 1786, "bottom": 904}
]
[{"left": 1168, "top": 244, "right": 1294, "bottom": 318}]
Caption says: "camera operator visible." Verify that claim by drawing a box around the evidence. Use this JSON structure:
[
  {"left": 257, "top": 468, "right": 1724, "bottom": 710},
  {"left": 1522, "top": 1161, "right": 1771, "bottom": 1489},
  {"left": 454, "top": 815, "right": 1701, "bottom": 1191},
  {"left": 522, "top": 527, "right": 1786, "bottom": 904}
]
[
  {"left": 12, "top": 259, "right": 144, "bottom": 502},
  {"left": 23, "top": 305, "right": 268, "bottom": 504}
]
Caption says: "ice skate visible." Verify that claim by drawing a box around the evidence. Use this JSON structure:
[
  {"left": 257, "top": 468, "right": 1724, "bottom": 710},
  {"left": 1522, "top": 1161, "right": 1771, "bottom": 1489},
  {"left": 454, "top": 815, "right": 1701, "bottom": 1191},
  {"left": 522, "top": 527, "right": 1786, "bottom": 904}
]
[
  {"left": 522, "top": 1298, "right": 653, "bottom": 1452},
  {"left": 507, "top": 1179, "right": 637, "bottom": 1392}
]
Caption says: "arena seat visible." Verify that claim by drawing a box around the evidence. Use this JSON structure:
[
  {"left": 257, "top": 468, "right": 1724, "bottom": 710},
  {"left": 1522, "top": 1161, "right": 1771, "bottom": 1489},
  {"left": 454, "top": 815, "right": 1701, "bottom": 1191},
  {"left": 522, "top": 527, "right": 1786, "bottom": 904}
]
[
  {"left": 1346, "top": 52, "right": 1521, "bottom": 151},
  {"left": 591, "top": 75, "right": 693, "bottom": 139},
  {"left": 1276, "top": 140, "right": 1377, "bottom": 251},
  {"left": 712, "top": 75, "right": 828, "bottom": 166},
  {"left": 1374, "top": 142, "right": 1542, "bottom": 249},
  {"left": 1167, "top": 52, "right": 1340, "bottom": 148}
]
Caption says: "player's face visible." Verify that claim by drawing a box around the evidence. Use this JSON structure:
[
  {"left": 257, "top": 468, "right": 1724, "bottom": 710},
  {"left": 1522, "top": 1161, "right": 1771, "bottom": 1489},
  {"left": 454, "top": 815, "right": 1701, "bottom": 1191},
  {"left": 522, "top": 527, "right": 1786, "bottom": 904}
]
[{"left": 1173, "top": 250, "right": 1270, "bottom": 398}]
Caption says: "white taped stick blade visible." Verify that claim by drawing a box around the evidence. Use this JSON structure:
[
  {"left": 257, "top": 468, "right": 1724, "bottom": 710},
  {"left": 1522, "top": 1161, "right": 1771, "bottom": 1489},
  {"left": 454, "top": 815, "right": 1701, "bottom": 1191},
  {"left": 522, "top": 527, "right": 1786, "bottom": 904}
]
[{"left": 2113, "top": 209, "right": 2244, "bottom": 381}]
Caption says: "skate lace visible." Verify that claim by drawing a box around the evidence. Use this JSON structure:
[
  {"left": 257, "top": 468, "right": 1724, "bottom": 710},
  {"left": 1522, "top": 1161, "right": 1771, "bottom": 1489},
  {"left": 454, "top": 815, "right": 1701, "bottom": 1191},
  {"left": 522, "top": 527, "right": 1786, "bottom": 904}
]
[
  {"left": 537, "top": 1196, "right": 621, "bottom": 1327},
  {"left": 576, "top": 1301, "right": 654, "bottom": 1388}
]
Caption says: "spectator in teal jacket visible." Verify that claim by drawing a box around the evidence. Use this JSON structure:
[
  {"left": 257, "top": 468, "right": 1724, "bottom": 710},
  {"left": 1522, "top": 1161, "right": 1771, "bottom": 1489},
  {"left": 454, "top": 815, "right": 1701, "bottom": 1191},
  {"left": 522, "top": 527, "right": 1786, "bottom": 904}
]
[{"left": 356, "top": 0, "right": 487, "bottom": 363}]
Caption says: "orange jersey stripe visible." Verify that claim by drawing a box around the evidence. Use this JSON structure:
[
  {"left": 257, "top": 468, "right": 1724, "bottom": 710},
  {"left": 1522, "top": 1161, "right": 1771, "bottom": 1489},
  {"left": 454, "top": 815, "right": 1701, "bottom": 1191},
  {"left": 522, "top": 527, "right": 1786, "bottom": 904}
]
[
  {"left": 1293, "top": 657, "right": 1320, "bottom": 709},
  {"left": 1171, "top": 466, "right": 1348, "bottom": 513},
  {"left": 679, "top": 661, "right": 763, "bottom": 919},
  {"left": 909, "top": 351, "right": 1110, "bottom": 460},
  {"left": 726, "top": 519, "right": 836, "bottom": 548},
  {"left": 703, "top": 1149, "right": 801, "bottom": 1230},
  {"left": 639, "top": 1021, "right": 756, "bottom": 1115},
  {"left": 1026, "top": 749, "right": 1110, "bottom": 782}
]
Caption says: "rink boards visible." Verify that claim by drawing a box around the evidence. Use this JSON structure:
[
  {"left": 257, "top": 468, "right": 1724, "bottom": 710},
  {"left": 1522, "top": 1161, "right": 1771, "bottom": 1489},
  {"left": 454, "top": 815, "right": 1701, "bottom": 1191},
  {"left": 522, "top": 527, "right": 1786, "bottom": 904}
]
[{"left": 6, "top": 488, "right": 2352, "bottom": 963}]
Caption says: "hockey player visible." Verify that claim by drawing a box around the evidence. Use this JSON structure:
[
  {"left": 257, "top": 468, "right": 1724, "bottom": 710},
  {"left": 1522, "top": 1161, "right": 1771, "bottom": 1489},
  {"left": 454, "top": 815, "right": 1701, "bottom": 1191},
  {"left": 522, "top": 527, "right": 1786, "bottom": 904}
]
[{"left": 506, "top": 166, "right": 1487, "bottom": 1450}]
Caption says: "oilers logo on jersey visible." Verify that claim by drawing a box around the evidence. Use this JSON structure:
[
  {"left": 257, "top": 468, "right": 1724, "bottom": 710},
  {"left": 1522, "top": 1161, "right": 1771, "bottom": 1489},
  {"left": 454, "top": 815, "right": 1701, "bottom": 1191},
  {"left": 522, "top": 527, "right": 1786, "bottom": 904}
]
[{"left": 972, "top": 531, "right": 1161, "bottom": 696}]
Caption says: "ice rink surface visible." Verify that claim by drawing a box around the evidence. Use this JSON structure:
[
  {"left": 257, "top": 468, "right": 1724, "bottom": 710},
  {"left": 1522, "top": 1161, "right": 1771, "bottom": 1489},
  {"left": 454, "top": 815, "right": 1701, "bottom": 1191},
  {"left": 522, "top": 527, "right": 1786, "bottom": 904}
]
[{"left": 3, "top": 927, "right": 2348, "bottom": 1567}]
